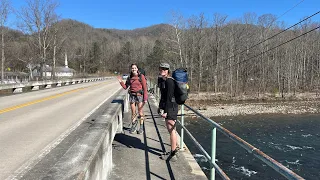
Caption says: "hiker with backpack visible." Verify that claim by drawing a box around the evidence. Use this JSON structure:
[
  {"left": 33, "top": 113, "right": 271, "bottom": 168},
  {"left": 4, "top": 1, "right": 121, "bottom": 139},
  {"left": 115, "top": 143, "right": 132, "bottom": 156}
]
[
  {"left": 117, "top": 63, "right": 148, "bottom": 134},
  {"left": 158, "top": 62, "right": 180, "bottom": 161}
]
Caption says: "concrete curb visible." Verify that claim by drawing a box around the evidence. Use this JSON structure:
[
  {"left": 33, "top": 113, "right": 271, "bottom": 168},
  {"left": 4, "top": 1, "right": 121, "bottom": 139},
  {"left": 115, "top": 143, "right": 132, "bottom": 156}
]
[{"left": 176, "top": 135, "right": 208, "bottom": 178}]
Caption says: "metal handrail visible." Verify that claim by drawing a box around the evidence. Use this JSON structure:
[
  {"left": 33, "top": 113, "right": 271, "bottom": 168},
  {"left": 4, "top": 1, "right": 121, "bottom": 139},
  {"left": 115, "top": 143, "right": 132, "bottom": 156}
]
[
  {"left": 183, "top": 104, "right": 304, "bottom": 180},
  {"left": 176, "top": 115, "right": 230, "bottom": 180},
  {"left": 147, "top": 79, "right": 304, "bottom": 180}
]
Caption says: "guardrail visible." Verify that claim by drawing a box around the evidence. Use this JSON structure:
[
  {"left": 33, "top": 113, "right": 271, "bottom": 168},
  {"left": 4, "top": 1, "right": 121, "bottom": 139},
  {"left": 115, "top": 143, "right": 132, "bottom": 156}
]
[
  {"left": 147, "top": 79, "right": 304, "bottom": 180},
  {"left": 0, "top": 77, "right": 112, "bottom": 93}
]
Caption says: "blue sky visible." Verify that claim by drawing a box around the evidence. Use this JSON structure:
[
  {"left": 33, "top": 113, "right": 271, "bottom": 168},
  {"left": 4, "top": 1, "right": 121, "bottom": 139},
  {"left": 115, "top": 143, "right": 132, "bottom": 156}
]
[{"left": 7, "top": 0, "right": 320, "bottom": 30}]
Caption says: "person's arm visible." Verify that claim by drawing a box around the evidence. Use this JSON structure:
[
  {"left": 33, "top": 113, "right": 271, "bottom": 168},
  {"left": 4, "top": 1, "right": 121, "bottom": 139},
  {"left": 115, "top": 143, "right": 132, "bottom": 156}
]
[
  {"left": 158, "top": 77, "right": 164, "bottom": 109},
  {"left": 141, "top": 74, "right": 148, "bottom": 102},
  {"left": 164, "top": 78, "right": 175, "bottom": 114},
  {"left": 117, "top": 76, "right": 128, "bottom": 90}
]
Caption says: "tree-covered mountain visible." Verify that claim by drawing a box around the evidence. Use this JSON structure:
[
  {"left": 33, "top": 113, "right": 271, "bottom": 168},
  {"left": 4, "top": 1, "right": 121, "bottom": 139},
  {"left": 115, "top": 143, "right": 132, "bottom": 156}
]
[{"left": 3, "top": 14, "right": 320, "bottom": 96}]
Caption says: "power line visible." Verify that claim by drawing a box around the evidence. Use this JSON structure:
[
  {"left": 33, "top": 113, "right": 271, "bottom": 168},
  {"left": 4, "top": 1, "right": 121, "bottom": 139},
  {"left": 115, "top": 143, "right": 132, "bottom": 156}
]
[
  {"left": 216, "top": 0, "right": 305, "bottom": 34},
  {"left": 213, "top": 11, "right": 320, "bottom": 69},
  {"left": 216, "top": 25, "right": 320, "bottom": 75},
  {"left": 272, "top": 0, "right": 305, "bottom": 27}
]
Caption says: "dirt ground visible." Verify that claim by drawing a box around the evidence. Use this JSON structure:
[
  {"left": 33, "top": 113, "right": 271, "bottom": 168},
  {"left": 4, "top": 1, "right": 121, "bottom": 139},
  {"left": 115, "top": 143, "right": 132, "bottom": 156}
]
[{"left": 185, "top": 92, "right": 320, "bottom": 117}]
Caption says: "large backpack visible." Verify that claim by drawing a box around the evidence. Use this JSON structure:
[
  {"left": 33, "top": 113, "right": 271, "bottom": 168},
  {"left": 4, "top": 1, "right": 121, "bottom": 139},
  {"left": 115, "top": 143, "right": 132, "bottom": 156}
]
[
  {"left": 138, "top": 68, "right": 146, "bottom": 79},
  {"left": 172, "top": 68, "right": 189, "bottom": 105}
]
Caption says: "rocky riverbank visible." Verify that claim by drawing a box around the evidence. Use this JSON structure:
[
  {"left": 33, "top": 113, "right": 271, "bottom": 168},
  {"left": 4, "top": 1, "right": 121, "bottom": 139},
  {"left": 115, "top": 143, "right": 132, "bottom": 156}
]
[{"left": 186, "top": 92, "right": 320, "bottom": 117}]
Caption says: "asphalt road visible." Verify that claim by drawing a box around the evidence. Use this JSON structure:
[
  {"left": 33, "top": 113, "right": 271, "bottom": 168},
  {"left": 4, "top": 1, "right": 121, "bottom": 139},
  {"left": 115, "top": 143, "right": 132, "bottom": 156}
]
[{"left": 0, "top": 78, "right": 121, "bottom": 180}]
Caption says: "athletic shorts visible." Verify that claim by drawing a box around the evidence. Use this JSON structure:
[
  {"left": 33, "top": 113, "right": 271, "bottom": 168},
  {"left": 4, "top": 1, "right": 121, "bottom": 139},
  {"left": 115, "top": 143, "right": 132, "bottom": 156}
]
[
  {"left": 129, "top": 94, "right": 143, "bottom": 103},
  {"left": 165, "top": 108, "right": 179, "bottom": 120}
]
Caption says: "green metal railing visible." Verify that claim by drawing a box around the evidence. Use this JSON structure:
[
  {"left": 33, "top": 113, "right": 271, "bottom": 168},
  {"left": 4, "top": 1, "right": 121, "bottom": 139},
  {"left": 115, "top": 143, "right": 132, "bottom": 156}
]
[{"left": 148, "top": 79, "right": 304, "bottom": 180}]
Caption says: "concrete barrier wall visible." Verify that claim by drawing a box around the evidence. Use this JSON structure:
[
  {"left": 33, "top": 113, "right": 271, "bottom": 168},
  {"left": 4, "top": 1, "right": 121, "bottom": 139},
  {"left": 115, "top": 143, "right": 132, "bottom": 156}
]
[
  {"left": 20, "top": 91, "right": 127, "bottom": 180},
  {"left": 0, "top": 77, "right": 112, "bottom": 93},
  {"left": 56, "top": 92, "right": 125, "bottom": 180}
]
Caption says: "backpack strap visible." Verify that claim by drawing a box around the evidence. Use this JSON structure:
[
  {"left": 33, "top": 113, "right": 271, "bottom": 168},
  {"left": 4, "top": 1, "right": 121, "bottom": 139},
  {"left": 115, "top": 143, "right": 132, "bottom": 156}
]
[
  {"left": 138, "top": 73, "right": 142, "bottom": 82},
  {"left": 127, "top": 74, "right": 145, "bottom": 93},
  {"left": 138, "top": 73, "right": 147, "bottom": 83}
]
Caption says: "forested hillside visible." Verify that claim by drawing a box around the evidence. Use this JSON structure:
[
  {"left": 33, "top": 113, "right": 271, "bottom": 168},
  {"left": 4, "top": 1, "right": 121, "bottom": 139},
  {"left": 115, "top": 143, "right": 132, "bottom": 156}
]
[{"left": 1, "top": 2, "right": 319, "bottom": 96}]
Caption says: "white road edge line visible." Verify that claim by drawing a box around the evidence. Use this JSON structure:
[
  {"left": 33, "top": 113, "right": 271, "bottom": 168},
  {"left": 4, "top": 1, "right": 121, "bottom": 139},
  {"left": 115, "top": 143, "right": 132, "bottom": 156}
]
[{"left": 6, "top": 83, "right": 121, "bottom": 180}]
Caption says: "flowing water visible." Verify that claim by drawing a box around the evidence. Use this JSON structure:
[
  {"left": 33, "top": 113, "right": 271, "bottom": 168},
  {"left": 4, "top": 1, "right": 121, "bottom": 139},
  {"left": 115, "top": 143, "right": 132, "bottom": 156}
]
[{"left": 180, "top": 114, "right": 320, "bottom": 180}]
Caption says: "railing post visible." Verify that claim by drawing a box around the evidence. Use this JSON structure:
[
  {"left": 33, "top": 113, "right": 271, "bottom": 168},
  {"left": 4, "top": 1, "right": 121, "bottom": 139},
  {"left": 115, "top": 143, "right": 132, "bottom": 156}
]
[
  {"left": 180, "top": 104, "right": 185, "bottom": 151},
  {"left": 149, "top": 80, "right": 152, "bottom": 91},
  {"left": 157, "top": 87, "right": 160, "bottom": 101},
  {"left": 124, "top": 92, "right": 129, "bottom": 112},
  {"left": 153, "top": 84, "right": 156, "bottom": 99},
  {"left": 211, "top": 127, "right": 216, "bottom": 180}
]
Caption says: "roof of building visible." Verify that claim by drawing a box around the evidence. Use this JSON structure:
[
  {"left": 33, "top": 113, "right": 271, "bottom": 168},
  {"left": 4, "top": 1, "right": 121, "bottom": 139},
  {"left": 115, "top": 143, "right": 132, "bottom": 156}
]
[{"left": 42, "top": 66, "right": 76, "bottom": 73}]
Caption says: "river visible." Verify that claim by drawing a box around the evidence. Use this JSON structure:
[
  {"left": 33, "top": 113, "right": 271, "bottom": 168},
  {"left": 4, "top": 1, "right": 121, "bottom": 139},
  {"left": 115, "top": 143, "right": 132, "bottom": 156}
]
[{"left": 181, "top": 113, "right": 320, "bottom": 180}]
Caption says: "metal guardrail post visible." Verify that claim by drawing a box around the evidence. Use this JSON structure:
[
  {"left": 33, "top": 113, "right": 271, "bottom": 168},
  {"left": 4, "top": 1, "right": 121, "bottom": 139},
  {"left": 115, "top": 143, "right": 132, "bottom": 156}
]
[
  {"left": 149, "top": 80, "right": 152, "bottom": 91},
  {"left": 180, "top": 105, "right": 185, "bottom": 151},
  {"left": 154, "top": 84, "right": 156, "bottom": 99},
  {"left": 124, "top": 92, "right": 129, "bottom": 112},
  {"left": 211, "top": 127, "right": 217, "bottom": 180},
  {"left": 157, "top": 86, "right": 160, "bottom": 100}
]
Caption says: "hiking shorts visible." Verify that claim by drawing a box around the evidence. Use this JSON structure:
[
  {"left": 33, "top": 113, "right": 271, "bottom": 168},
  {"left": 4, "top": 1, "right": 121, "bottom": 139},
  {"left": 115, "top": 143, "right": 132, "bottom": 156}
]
[
  {"left": 165, "top": 108, "right": 178, "bottom": 121},
  {"left": 129, "top": 94, "right": 143, "bottom": 103}
]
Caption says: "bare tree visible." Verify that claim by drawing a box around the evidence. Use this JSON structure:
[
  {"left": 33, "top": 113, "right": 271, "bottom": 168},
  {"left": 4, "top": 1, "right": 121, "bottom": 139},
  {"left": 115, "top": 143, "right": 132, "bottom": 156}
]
[
  {"left": 211, "top": 13, "right": 227, "bottom": 93},
  {"left": 17, "top": 0, "right": 58, "bottom": 79},
  {"left": 165, "top": 11, "right": 186, "bottom": 68},
  {"left": 0, "top": 0, "right": 10, "bottom": 83}
]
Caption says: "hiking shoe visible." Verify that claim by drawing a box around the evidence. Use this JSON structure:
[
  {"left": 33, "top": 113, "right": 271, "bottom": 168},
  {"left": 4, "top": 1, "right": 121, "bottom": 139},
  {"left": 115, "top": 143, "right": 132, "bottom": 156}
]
[
  {"left": 137, "top": 124, "right": 144, "bottom": 134},
  {"left": 160, "top": 151, "right": 178, "bottom": 162},
  {"left": 130, "top": 120, "right": 138, "bottom": 134}
]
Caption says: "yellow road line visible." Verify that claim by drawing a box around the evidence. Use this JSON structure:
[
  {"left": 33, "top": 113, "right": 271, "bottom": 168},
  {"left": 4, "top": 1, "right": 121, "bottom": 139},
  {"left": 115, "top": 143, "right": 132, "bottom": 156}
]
[{"left": 0, "top": 82, "right": 108, "bottom": 114}]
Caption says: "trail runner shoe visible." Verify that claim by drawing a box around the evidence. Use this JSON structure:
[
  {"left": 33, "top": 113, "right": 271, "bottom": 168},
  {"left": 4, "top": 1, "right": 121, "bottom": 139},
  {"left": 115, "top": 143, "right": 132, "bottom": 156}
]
[
  {"left": 160, "top": 149, "right": 178, "bottom": 162},
  {"left": 137, "top": 124, "right": 144, "bottom": 134}
]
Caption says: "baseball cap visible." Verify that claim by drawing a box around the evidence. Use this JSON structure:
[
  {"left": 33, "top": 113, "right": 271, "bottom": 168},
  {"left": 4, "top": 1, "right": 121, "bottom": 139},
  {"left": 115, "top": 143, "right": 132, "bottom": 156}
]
[{"left": 159, "top": 63, "right": 170, "bottom": 70}]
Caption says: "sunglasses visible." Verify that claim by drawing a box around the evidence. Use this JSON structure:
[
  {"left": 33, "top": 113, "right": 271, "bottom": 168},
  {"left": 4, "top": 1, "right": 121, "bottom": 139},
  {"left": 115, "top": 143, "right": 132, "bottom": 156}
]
[{"left": 159, "top": 67, "right": 169, "bottom": 71}]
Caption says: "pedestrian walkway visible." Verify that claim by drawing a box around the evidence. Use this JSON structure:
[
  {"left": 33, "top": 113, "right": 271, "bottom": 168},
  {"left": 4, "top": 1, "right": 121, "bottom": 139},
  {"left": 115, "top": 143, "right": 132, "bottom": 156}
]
[{"left": 109, "top": 95, "right": 208, "bottom": 180}]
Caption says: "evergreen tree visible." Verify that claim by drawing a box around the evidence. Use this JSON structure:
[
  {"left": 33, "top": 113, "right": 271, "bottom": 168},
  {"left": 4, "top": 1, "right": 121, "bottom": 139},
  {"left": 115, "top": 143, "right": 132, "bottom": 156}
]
[
  {"left": 88, "top": 42, "right": 101, "bottom": 73},
  {"left": 146, "top": 40, "right": 164, "bottom": 73},
  {"left": 116, "top": 41, "right": 133, "bottom": 73}
]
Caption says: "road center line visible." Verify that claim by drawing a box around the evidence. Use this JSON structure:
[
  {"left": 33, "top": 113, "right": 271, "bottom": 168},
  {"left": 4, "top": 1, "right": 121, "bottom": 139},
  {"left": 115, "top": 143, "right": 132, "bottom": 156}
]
[{"left": 0, "top": 82, "right": 107, "bottom": 114}]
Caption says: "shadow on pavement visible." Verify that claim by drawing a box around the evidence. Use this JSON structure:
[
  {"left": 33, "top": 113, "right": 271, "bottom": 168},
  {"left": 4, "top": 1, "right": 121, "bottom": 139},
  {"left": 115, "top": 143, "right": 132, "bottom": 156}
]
[{"left": 113, "top": 133, "right": 162, "bottom": 156}]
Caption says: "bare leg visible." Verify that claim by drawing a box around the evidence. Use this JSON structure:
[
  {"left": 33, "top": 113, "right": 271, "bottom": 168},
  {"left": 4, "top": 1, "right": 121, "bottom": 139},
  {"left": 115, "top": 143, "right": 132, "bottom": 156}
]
[
  {"left": 166, "top": 119, "right": 177, "bottom": 151},
  {"left": 130, "top": 102, "right": 136, "bottom": 122},
  {"left": 138, "top": 102, "right": 144, "bottom": 124}
]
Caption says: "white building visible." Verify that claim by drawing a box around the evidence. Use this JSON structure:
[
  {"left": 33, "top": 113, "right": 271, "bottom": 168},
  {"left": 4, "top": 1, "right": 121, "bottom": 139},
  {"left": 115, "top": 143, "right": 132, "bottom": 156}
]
[
  {"left": 0, "top": 72, "right": 29, "bottom": 84},
  {"left": 32, "top": 55, "right": 76, "bottom": 79}
]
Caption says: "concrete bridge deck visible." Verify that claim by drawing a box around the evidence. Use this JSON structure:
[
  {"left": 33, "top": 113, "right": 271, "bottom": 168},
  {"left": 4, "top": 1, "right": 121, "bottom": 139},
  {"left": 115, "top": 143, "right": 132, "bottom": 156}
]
[{"left": 110, "top": 95, "right": 207, "bottom": 180}]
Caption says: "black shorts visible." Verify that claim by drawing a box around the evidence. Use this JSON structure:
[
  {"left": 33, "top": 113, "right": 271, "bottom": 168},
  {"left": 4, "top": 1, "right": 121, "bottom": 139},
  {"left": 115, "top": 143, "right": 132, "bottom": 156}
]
[{"left": 165, "top": 108, "right": 178, "bottom": 120}]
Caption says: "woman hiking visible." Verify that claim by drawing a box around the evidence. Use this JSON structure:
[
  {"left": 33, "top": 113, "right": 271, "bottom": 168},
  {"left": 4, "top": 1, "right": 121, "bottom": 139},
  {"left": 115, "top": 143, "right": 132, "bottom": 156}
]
[
  {"left": 117, "top": 63, "right": 148, "bottom": 134},
  {"left": 158, "top": 62, "right": 179, "bottom": 161}
]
